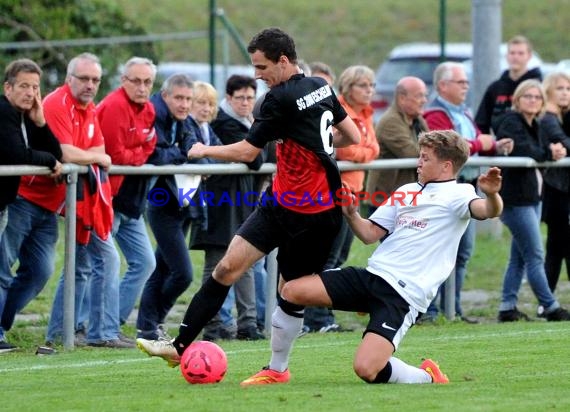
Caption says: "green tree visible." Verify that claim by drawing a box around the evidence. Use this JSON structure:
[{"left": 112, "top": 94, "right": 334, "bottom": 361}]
[{"left": 0, "top": 0, "right": 160, "bottom": 96}]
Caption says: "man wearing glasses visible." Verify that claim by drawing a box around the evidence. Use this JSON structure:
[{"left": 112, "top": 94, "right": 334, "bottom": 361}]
[
  {"left": 194, "top": 74, "right": 265, "bottom": 342},
  {"left": 2, "top": 53, "right": 125, "bottom": 351},
  {"left": 96, "top": 57, "right": 157, "bottom": 338},
  {"left": 422, "top": 61, "right": 513, "bottom": 324},
  {"left": 43, "top": 52, "right": 127, "bottom": 349}
]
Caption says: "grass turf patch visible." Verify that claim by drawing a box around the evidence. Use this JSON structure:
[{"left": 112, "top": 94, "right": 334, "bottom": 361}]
[{"left": 3, "top": 322, "right": 569, "bottom": 412}]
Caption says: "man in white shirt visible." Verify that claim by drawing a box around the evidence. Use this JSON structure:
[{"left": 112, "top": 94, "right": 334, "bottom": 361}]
[{"left": 280, "top": 129, "right": 503, "bottom": 384}]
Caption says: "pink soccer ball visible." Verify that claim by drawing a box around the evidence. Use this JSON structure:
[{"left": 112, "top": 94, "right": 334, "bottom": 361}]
[{"left": 180, "top": 341, "right": 228, "bottom": 384}]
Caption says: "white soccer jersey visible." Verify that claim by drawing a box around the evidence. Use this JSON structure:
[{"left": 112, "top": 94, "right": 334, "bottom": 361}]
[{"left": 367, "top": 179, "right": 479, "bottom": 312}]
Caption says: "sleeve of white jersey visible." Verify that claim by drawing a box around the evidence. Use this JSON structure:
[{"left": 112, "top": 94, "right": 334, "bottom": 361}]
[
  {"left": 368, "top": 197, "right": 398, "bottom": 233},
  {"left": 451, "top": 184, "right": 480, "bottom": 219}
]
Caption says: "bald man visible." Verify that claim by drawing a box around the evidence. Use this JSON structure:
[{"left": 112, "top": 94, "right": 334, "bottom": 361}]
[{"left": 365, "top": 76, "right": 429, "bottom": 207}]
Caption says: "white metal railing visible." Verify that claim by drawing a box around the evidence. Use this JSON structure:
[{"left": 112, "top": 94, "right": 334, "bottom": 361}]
[{"left": 2, "top": 156, "right": 569, "bottom": 349}]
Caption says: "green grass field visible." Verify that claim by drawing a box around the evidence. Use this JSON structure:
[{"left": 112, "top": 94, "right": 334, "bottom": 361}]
[
  {"left": 111, "top": 0, "right": 570, "bottom": 76},
  {"left": 4, "top": 2, "right": 570, "bottom": 408},
  {"left": 4, "top": 322, "right": 570, "bottom": 411},
  {"left": 4, "top": 221, "right": 570, "bottom": 411}
]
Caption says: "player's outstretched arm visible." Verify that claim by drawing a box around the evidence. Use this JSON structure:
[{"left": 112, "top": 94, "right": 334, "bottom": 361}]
[
  {"left": 188, "top": 139, "right": 262, "bottom": 163},
  {"left": 333, "top": 117, "right": 361, "bottom": 148},
  {"left": 470, "top": 167, "right": 503, "bottom": 220},
  {"left": 342, "top": 191, "right": 386, "bottom": 244}
]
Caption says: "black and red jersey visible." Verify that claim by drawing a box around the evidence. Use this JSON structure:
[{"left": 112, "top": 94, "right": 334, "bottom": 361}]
[{"left": 247, "top": 74, "right": 347, "bottom": 213}]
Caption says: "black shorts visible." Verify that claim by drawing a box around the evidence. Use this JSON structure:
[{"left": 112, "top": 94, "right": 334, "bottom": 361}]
[
  {"left": 319, "top": 266, "right": 420, "bottom": 349},
  {"left": 236, "top": 200, "right": 342, "bottom": 281}
]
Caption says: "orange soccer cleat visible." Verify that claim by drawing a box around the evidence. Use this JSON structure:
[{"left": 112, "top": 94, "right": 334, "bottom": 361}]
[
  {"left": 420, "top": 358, "right": 449, "bottom": 384},
  {"left": 240, "top": 366, "right": 291, "bottom": 386}
]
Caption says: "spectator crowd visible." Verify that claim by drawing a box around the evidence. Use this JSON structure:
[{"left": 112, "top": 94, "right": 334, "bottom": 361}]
[{"left": 1, "top": 33, "right": 570, "bottom": 358}]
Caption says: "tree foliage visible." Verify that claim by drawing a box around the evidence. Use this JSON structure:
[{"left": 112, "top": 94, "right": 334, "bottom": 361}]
[{"left": 0, "top": 0, "right": 159, "bottom": 95}]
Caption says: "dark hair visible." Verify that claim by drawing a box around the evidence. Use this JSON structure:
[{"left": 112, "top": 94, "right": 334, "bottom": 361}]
[
  {"left": 4, "top": 58, "right": 42, "bottom": 85},
  {"left": 247, "top": 27, "right": 297, "bottom": 64},
  {"left": 226, "top": 74, "right": 257, "bottom": 96}
]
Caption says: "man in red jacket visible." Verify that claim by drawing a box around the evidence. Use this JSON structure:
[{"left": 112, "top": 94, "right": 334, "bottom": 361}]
[
  {"left": 40, "top": 53, "right": 129, "bottom": 350},
  {"left": 423, "top": 62, "right": 513, "bottom": 323},
  {"left": 96, "top": 57, "right": 157, "bottom": 332}
]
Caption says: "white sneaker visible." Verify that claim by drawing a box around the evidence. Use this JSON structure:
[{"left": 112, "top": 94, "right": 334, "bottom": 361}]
[
  {"left": 136, "top": 338, "right": 181, "bottom": 368},
  {"left": 157, "top": 324, "right": 172, "bottom": 340}
]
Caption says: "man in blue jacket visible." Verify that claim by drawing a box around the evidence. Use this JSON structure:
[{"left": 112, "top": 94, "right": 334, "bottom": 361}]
[{"left": 136, "top": 73, "right": 205, "bottom": 340}]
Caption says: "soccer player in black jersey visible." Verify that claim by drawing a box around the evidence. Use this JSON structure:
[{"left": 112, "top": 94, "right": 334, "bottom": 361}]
[{"left": 137, "top": 27, "right": 360, "bottom": 385}]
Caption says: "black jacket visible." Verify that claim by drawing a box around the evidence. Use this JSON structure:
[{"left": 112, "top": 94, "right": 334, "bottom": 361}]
[
  {"left": 0, "top": 95, "right": 62, "bottom": 210},
  {"left": 475, "top": 67, "right": 542, "bottom": 134},
  {"left": 540, "top": 112, "right": 570, "bottom": 193},
  {"left": 494, "top": 111, "right": 551, "bottom": 206}
]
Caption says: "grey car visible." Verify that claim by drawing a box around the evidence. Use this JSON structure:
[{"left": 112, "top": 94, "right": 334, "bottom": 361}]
[
  {"left": 372, "top": 42, "right": 543, "bottom": 120},
  {"left": 372, "top": 42, "right": 472, "bottom": 120}
]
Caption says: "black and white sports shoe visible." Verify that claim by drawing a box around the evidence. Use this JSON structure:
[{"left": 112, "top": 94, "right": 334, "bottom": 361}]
[
  {"left": 498, "top": 307, "right": 531, "bottom": 322},
  {"left": 36, "top": 345, "right": 57, "bottom": 355},
  {"left": 546, "top": 307, "right": 570, "bottom": 321},
  {"left": 0, "top": 340, "right": 17, "bottom": 354}
]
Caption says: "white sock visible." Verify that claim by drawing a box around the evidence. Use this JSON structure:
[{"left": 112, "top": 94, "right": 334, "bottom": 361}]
[
  {"left": 387, "top": 356, "right": 432, "bottom": 384},
  {"left": 268, "top": 306, "right": 303, "bottom": 372}
]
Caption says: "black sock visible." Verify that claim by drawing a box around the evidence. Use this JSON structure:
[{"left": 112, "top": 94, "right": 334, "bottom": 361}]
[
  {"left": 370, "top": 361, "right": 392, "bottom": 384},
  {"left": 173, "top": 276, "right": 230, "bottom": 355}
]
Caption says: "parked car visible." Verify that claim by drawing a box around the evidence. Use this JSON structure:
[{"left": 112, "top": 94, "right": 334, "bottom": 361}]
[
  {"left": 372, "top": 42, "right": 543, "bottom": 120},
  {"left": 372, "top": 43, "right": 472, "bottom": 119},
  {"left": 555, "top": 59, "right": 570, "bottom": 74},
  {"left": 540, "top": 62, "right": 561, "bottom": 77}
]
